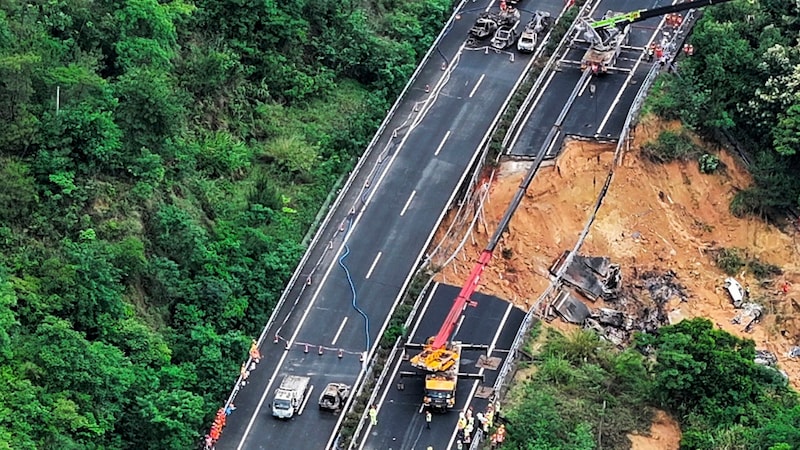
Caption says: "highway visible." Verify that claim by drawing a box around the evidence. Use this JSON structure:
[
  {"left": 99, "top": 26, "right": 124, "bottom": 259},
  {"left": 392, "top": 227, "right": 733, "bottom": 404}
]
[
  {"left": 215, "top": 1, "right": 543, "bottom": 449},
  {"left": 350, "top": 0, "right": 683, "bottom": 448},
  {"left": 357, "top": 284, "right": 525, "bottom": 450},
  {"left": 507, "top": 0, "right": 675, "bottom": 158}
]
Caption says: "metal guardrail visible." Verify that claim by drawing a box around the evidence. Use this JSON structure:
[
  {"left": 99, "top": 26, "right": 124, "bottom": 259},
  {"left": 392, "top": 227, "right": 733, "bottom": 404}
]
[
  {"left": 344, "top": 276, "right": 437, "bottom": 449},
  {"left": 217, "top": 0, "right": 471, "bottom": 428}
]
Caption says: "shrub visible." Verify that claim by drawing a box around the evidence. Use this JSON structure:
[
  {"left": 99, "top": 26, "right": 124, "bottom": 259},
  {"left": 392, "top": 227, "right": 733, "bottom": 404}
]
[
  {"left": 715, "top": 247, "right": 745, "bottom": 275},
  {"left": 642, "top": 130, "right": 698, "bottom": 162},
  {"left": 748, "top": 259, "right": 782, "bottom": 280},
  {"left": 698, "top": 153, "right": 720, "bottom": 173}
]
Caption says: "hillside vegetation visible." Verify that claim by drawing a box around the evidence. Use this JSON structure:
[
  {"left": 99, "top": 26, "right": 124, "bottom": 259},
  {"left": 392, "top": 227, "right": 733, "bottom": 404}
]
[
  {"left": 647, "top": 0, "right": 800, "bottom": 214},
  {"left": 506, "top": 320, "right": 800, "bottom": 450},
  {"left": 0, "top": 0, "right": 454, "bottom": 448}
]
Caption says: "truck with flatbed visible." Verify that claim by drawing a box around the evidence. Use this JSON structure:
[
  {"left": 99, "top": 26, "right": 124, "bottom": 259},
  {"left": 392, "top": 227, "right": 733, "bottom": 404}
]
[{"left": 271, "top": 375, "right": 310, "bottom": 419}]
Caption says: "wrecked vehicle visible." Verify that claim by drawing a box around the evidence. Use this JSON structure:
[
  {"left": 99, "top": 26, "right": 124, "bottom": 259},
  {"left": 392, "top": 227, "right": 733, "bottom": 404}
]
[
  {"left": 724, "top": 277, "right": 746, "bottom": 307},
  {"left": 318, "top": 382, "right": 350, "bottom": 411}
]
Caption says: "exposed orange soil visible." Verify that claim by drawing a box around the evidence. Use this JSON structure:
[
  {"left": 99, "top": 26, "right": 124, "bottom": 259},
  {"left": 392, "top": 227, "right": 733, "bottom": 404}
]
[
  {"left": 432, "top": 115, "right": 800, "bottom": 392},
  {"left": 629, "top": 410, "right": 681, "bottom": 450}
]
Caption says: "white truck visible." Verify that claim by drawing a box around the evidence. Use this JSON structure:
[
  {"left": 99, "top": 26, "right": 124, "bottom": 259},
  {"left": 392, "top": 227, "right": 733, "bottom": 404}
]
[{"left": 271, "top": 375, "right": 311, "bottom": 419}]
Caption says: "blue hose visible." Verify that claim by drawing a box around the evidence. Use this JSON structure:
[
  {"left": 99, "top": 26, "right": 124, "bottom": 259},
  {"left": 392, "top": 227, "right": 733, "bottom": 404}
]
[{"left": 338, "top": 217, "right": 371, "bottom": 351}]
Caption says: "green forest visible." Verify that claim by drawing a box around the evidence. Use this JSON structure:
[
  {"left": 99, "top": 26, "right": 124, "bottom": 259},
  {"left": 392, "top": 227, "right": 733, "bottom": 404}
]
[
  {"left": 0, "top": 0, "right": 454, "bottom": 448},
  {"left": 648, "top": 0, "right": 800, "bottom": 214},
  {"left": 504, "top": 319, "right": 800, "bottom": 450},
  {"left": 3, "top": 0, "right": 800, "bottom": 448}
]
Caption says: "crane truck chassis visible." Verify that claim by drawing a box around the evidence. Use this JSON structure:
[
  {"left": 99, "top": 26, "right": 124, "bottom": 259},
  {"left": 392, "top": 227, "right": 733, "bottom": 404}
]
[{"left": 401, "top": 340, "right": 486, "bottom": 412}]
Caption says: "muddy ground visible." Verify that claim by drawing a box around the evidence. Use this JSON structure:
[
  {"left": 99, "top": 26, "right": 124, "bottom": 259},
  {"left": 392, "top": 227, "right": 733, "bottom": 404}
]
[{"left": 430, "top": 115, "right": 800, "bottom": 446}]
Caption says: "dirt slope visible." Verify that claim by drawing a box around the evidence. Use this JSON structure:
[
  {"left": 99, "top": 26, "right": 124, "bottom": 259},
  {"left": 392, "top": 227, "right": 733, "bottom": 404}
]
[{"left": 433, "top": 116, "right": 800, "bottom": 391}]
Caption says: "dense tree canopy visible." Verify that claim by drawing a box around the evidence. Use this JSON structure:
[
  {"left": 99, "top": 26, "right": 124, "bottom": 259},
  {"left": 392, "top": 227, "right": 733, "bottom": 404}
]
[
  {"left": 646, "top": 0, "right": 800, "bottom": 214},
  {"left": 504, "top": 320, "right": 800, "bottom": 450},
  {"left": 0, "top": 0, "right": 455, "bottom": 447}
]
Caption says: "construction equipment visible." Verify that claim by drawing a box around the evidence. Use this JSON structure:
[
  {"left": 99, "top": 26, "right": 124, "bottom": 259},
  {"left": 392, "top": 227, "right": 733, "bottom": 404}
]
[
  {"left": 578, "top": 0, "right": 734, "bottom": 74},
  {"left": 318, "top": 382, "right": 350, "bottom": 411},
  {"left": 469, "top": 7, "right": 520, "bottom": 40},
  {"left": 271, "top": 375, "right": 311, "bottom": 419},
  {"left": 517, "top": 10, "right": 552, "bottom": 53}
]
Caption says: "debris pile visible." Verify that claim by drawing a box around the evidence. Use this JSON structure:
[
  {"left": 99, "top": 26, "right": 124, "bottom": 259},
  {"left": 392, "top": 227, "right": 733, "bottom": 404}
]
[{"left": 547, "top": 258, "right": 692, "bottom": 345}]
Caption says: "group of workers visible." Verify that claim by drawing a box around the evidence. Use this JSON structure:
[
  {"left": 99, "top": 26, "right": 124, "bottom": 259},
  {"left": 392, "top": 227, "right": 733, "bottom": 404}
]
[
  {"left": 204, "top": 404, "right": 236, "bottom": 449},
  {"left": 203, "top": 339, "right": 262, "bottom": 449}
]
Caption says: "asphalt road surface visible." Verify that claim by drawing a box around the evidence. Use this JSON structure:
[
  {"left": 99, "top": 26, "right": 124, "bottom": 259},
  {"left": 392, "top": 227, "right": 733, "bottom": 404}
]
[
  {"left": 508, "top": 0, "right": 676, "bottom": 158},
  {"left": 357, "top": 284, "right": 526, "bottom": 450},
  {"left": 215, "top": 1, "right": 546, "bottom": 449}
]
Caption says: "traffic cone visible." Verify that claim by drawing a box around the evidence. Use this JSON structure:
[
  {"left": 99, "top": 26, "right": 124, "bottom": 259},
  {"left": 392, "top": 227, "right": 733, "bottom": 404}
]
[
  {"left": 425, "top": 84, "right": 430, "bottom": 93},
  {"left": 273, "top": 334, "right": 279, "bottom": 344},
  {"left": 441, "top": 62, "right": 446, "bottom": 71},
  {"left": 318, "top": 345, "right": 324, "bottom": 355},
  {"left": 304, "top": 343, "right": 309, "bottom": 353},
  {"left": 359, "top": 352, "right": 365, "bottom": 362},
  {"left": 306, "top": 276, "right": 312, "bottom": 286},
  {"left": 338, "top": 349, "right": 344, "bottom": 358}
]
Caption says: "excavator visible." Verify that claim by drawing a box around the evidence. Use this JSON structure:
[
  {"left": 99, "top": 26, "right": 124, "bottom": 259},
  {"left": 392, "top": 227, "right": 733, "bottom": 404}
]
[{"left": 578, "top": 0, "right": 734, "bottom": 74}]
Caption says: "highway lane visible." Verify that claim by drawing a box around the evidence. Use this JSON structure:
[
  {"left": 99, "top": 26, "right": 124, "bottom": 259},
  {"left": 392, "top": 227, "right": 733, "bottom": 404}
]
[
  {"left": 357, "top": 284, "right": 525, "bottom": 450},
  {"left": 215, "top": 1, "right": 542, "bottom": 448},
  {"left": 508, "top": 0, "right": 675, "bottom": 157}
]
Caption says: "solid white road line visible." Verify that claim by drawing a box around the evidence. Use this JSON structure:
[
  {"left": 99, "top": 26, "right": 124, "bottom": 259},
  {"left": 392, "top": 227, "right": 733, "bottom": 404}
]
[
  {"left": 578, "top": 73, "right": 593, "bottom": 97},
  {"left": 434, "top": 130, "right": 451, "bottom": 156},
  {"left": 331, "top": 317, "right": 349, "bottom": 346},
  {"left": 469, "top": 74, "right": 486, "bottom": 99},
  {"left": 356, "top": 283, "right": 440, "bottom": 450},
  {"left": 400, "top": 191, "right": 416, "bottom": 217},
  {"left": 596, "top": 0, "right": 678, "bottom": 135},
  {"left": 365, "top": 252, "right": 382, "bottom": 279},
  {"left": 446, "top": 302, "right": 514, "bottom": 449},
  {"left": 507, "top": 70, "right": 556, "bottom": 152},
  {"left": 298, "top": 385, "right": 314, "bottom": 416}
]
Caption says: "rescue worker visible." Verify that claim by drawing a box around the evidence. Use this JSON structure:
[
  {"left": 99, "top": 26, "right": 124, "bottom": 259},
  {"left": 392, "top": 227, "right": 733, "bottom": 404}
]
[
  {"left": 369, "top": 405, "right": 378, "bottom": 426},
  {"left": 686, "top": 44, "right": 694, "bottom": 56},
  {"left": 457, "top": 412, "right": 467, "bottom": 431},
  {"left": 496, "top": 424, "right": 506, "bottom": 444},
  {"left": 464, "top": 420, "right": 474, "bottom": 443},
  {"left": 249, "top": 340, "right": 261, "bottom": 363},
  {"left": 477, "top": 412, "right": 488, "bottom": 433},
  {"left": 646, "top": 45, "right": 654, "bottom": 62},
  {"left": 425, "top": 409, "right": 432, "bottom": 429}
]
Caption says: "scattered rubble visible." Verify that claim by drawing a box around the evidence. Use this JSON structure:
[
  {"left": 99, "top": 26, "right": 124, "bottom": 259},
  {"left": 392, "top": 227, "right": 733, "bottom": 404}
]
[
  {"left": 755, "top": 350, "right": 778, "bottom": 367},
  {"left": 731, "top": 302, "right": 764, "bottom": 333}
]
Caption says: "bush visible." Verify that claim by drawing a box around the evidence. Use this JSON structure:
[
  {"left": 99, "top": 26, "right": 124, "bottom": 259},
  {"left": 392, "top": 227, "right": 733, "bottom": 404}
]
[
  {"left": 748, "top": 259, "right": 782, "bottom": 280},
  {"left": 642, "top": 130, "right": 699, "bottom": 162},
  {"left": 714, "top": 247, "right": 745, "bottom": 275},
  {"left": 698, "top": 153, "right": 720, "bottom": 173}
]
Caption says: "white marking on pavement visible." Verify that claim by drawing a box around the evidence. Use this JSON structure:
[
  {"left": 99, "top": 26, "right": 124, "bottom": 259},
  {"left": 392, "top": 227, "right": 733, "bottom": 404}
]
[
  {"left": 365, "top": 252, "right": 382, "bottom": 279},
  {"left": 331, "top": 317, "right": 349, "bottom": 346},
  {"left": 507, "top": 70, "right": 556, "bottom": 152},
  {"left": 446, "top": 302, "right": 514, "bottom": 449},
  {"left": 357, "top": 283, "right": 440, "bottom": 450},
  {"left": 578, "top": 73, "right": 593, "bottom": 97},
  {"left": 469, "top": 74, "right": 486, "bottom": 98},
  {"left": 298, "top": 385, "right": 314, "bottom": 416},
  {"left": 596, "top": 0, "right": 678, "bottom": 135},
  {"left": 400, "top": 191, "right": 416, "bottom": 217},
  {"left": 434, "top": 131, "right": 451, "bottom": 156}
]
